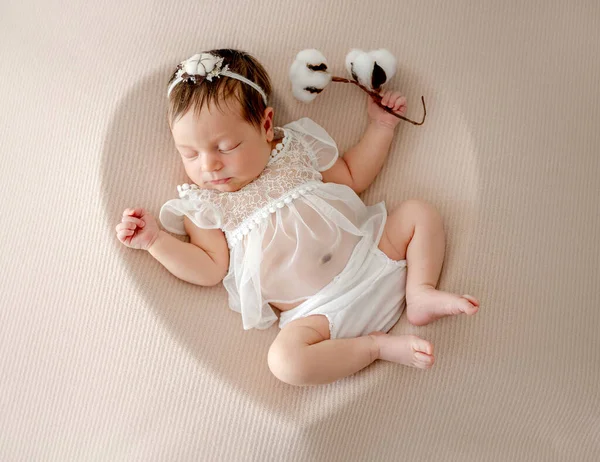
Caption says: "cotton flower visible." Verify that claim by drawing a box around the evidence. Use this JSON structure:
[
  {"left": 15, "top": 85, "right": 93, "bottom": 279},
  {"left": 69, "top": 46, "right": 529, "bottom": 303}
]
[
  {"left": 345, "top": 49, "right": 365, "bottom": 82},
  {"left": 288, "top": 47, "right": 425, "bottom": 125},
  {"left": 345, "top": 48, "right": 397, "bottom": 91},
  {"left": 289, "top": 49, "right": 332, "bottom": 103},
  {"left": 182, "top": 53, "right": 224, "bottom": 79}
]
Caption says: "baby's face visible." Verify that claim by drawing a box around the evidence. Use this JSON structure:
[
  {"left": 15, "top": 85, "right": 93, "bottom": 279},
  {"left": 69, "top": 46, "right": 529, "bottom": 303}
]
[{"left": 171, "top": 99, "right": 274, "bottom": 192}]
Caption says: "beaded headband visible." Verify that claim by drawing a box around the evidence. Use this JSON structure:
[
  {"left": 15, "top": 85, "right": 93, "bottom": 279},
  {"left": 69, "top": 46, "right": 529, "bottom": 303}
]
[{"left": 167, "top": 53, "right": 268, "bottom": 106}]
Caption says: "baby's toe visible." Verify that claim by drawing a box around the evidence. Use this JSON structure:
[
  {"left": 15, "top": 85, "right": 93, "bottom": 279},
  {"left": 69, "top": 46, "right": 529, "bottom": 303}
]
[
  {"left": 460, "top": 296, "right": 480, "bottom": 315},
  {"left": 463, "top": 294, "right": 480, "bottom": 306}
]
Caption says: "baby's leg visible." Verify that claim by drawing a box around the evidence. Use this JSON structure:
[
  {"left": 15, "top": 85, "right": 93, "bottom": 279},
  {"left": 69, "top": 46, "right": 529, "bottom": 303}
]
[
  {"left": 378, "top": 199, "right": 480, "bottom": 326},
  {"left": 268, "top": 315, "right": 433, "bottom": 387}
]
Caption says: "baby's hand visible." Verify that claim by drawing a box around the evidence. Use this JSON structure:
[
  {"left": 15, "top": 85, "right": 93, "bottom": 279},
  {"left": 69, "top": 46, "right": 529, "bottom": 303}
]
[
  {"left": 115, "top": 208, "right": 160, "bottom": 250},
  {"left": 367, "top": 89, "right": 407, "bottom": 130}
]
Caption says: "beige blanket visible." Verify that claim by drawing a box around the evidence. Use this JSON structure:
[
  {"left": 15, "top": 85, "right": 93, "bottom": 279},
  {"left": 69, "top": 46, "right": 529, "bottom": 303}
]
[{"left": 2, "top": 0, "right": 599, "bottom": 459}]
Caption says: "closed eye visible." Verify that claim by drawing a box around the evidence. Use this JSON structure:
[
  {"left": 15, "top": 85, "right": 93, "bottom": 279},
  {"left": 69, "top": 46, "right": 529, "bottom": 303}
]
[
  {"left": 180, "top": 142, "right": 241, "bottom": 159},
  {"left": 220, "top": 142, "right": 241, "bottom": 153}
]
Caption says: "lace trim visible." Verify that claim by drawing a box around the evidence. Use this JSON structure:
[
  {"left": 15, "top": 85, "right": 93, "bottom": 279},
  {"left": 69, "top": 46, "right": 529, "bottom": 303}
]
[
  {"left": 177, "top": 182, "right": 201, "bottom": 196},
  {"left": 224, "top": 180, "right": 322, "bottom": 248},
  {"left": 267, "top": 127, "right": 291, "bottom": 165},
  {"left": 371, "top": 247, "right": 407, "bottom": 267}
]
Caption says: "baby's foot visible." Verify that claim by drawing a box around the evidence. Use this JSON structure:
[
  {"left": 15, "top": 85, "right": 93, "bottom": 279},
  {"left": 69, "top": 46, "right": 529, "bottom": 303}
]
[
  {"left": 369, "top": 332, "right": 434, "bottom": 369},
  {"left": 406, "top": 285, "right": 480, "bottom": 326}
]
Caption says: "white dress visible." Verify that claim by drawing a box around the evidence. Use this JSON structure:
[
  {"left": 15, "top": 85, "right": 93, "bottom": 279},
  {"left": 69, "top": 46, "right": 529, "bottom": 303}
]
[{"left": 160, "top": 117, "right": 392, "bottom": 332}]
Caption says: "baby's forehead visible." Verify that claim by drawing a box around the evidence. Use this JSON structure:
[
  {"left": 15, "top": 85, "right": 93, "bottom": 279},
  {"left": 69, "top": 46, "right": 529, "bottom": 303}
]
[
  {"left": 196, "top": 98, "right": 247, "bottom": 123},
  {"left": 172, "top": 104, "right": 250, "bottom": 141}
]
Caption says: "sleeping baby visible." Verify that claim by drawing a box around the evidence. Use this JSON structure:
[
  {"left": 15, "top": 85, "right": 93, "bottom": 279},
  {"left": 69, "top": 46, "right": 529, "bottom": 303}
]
[{"left": 115, "top": 48, "right": 480, "bottom": 386}]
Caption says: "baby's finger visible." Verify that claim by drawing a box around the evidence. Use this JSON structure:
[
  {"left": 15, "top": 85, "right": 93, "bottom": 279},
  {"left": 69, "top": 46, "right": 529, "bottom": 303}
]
[
  {"left": 393, "top": 96, "right": 407, "bottom": 110},
  {"left": 116, "top": 232, "right": 131, "bottom": 243},
  {"left": 381, "top": 92, "right": 391, "bottom": 106},
  {"left": 383, "top": 91, "right": 403, "bottom": 107},
  {"left": 394, "top": 102, "right": 406, "bottom": 113},
  {"left": 123, "top": 207, "right": 144, "bottom": 217},
  {"left": 122, "top": 216, "right": 145, "bottom": 227},
  {"left": 117, "top": 219, "right": 139, "bottom": 230}
]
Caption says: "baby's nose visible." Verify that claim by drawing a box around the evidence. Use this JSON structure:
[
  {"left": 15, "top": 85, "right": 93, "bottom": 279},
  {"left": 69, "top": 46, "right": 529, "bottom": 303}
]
[{"left": 199, "top": 153, "right": 223, "bottom": 171}]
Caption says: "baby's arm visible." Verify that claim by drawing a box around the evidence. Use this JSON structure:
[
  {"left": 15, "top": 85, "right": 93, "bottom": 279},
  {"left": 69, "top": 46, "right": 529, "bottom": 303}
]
[
  {"left": 321, "top": 122, "right": 395, "bottom": 194},
  {"left": 117, "top": 208, "right": 228, "bottom": 286},
  {"left": 148, "top": 217, "right": 229, "bottom": 287},
  {"left": 322, "top": 90, "right": 406, "bottom": 194}
]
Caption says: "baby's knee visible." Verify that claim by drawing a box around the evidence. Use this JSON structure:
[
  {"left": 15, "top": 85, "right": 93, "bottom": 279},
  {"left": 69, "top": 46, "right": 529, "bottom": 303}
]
[{"left": 267, "top": 339, "right": 313, "bottom": 386}]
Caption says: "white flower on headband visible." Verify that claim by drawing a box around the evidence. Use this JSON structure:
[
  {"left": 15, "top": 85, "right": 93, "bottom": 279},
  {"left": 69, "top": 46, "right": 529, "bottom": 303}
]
[{"left": 176, "top": 53, "right": 229, "bottom": 83}]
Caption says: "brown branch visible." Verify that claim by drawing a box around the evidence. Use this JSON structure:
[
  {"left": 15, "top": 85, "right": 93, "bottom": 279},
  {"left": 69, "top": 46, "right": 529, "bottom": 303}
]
[{"left": 331, "top": 76, "right": 426, "bottom": 126}]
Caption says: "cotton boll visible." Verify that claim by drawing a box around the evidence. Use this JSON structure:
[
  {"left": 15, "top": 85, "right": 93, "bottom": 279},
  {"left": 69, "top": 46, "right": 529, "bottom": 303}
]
[
  {"left": 289, "top": 60, "right": 312, "bottom": 84},
  {"left": 352, "top": 52, "right": 376, "bottom": 90},
  {"left": 289, "top": 66, "right": 331, "bottom": 103},
  {"left": 289, "top": 49, "right": 332, "bottom": 102},
  {"left": 290, "top": 61, "right": 332, "bottom": 87},
  {"left": 289, "top": 49, "right": 331, "bottom": 86},
  {"left": 345, "top": 49, "right": 364, "bottom": 81},
  {"left": 290, "top": 49, "right": 329, "bottom": 84},
  {"left": 294, "top": 48, "right": 329, "bottom": 67},
  {"left": 308, "top": 70, "right": 331, "bottom": 88},
  {"left": 368, "top": 49, "right": 397, "bottom": 85},
  {"left": 292, "top": 85, "right": 319, "bottom": 103}
]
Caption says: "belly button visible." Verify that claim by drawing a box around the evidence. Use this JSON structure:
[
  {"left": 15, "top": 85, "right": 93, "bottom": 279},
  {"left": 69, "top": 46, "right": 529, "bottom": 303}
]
[{"left": 321, "top": 253, "right": 332, "bottom": 264}]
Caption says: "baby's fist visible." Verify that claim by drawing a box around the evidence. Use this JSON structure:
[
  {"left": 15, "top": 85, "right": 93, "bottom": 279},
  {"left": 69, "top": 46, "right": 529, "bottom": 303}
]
[
  {"left": 115, "top": 208, "right": 160, "bottom": 250},
  {"left": 367, "top": 90, "right": 407, "bottom": 129}
]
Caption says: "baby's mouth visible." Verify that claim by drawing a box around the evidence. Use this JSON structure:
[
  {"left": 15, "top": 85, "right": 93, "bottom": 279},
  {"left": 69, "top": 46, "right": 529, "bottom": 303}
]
[{"left": 208, "top": 177, "right": 232, "bottom": 185}]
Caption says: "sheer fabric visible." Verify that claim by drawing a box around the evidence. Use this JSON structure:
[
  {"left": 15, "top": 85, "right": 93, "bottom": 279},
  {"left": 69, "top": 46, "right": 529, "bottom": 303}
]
[{"left": 160, "top": 117, "right": 387, "bottom": 330}]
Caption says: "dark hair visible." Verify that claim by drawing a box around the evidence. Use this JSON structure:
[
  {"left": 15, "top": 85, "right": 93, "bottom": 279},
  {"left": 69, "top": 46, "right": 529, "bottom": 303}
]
[{"left": 167, "top": 49, "right": 272, "bottom": 131}]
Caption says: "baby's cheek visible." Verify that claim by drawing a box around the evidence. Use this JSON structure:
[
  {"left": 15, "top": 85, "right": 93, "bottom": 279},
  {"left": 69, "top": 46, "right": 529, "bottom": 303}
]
[{"left": 239, "top": 155, "right": 264, "bottom": 177}]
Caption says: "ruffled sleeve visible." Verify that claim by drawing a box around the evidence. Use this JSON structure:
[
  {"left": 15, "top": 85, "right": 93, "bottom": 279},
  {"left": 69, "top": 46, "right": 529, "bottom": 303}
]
[
  {"left": 159, "top": 184, "right": 223, "bottom": 235},
  {"left": 284, "top": 117, "right": 339, "bottom": 172}
]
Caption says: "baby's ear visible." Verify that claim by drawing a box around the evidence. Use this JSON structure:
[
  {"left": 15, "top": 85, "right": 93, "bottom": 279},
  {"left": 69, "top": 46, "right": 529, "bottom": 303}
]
[{"left": 262, "top": 107, "right": 275, "bottom": 139}]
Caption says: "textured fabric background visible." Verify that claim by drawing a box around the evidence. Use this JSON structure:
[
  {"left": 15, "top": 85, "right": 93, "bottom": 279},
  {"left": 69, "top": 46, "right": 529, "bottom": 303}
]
[{"left": 1, "top": 0, "right": 599, "bottom": 460}]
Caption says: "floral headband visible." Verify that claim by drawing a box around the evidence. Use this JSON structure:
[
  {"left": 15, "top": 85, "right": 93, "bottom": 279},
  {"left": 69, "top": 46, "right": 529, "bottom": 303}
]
[{"left": 167, "top": 53, "right": 268, "bottom": 106}]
